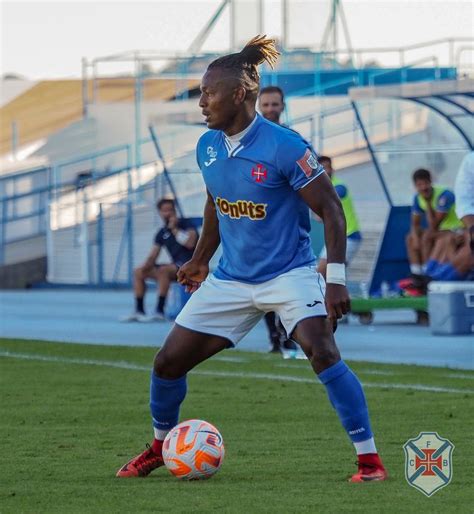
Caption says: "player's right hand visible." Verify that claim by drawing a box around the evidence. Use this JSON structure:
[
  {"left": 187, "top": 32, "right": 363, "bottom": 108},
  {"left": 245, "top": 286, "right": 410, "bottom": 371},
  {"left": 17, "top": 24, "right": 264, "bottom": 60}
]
[{"left": 177, "top": 259, "right": 209, "bottom": 293}]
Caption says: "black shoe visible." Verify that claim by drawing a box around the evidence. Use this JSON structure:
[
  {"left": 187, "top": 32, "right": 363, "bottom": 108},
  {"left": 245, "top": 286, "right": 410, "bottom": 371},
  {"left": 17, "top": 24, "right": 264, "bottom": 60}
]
[
  {"left": 282, "top": 338, "right": 297, "bottom": 350},
  {"left": 269, "top": 343, "right": 282, "bottom": 354},
  {"left": 268, "top": 333, "right": 282, "bottom": 353}
]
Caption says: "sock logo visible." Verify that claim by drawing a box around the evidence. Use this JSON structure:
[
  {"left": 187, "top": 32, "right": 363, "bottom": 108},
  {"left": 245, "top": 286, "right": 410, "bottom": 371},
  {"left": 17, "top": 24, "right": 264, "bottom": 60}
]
[
  {"left": 349, "top": 427, "right": 366, "bottom": 435},
  {"left": 215, "top": 197, "right": 267, "bottom": 220}
]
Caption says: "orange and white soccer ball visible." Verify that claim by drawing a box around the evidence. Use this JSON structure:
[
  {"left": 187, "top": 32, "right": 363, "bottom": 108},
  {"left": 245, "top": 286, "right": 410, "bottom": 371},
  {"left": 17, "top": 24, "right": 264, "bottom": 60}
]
[{"left": 162, "top": 419, "right": 225, "bottom": 480}]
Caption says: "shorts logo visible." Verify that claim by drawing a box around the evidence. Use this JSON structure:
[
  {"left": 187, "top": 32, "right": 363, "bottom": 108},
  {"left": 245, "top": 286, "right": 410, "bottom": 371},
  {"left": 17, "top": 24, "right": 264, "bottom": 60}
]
[
  {"left": 296, "top": 149, "right": 319, "bottom": 178},
  {"left": 215, "top": 197, "right": 267, "bottom": 220},
  {"left": 306, "top": 300, "right": 322, "bottom": 307},
  {"left": 251, "top": 164, "right": 267, "bottom": 182},
  {"left": 403, "top": 432, "right": 454, "bottom": 496}
]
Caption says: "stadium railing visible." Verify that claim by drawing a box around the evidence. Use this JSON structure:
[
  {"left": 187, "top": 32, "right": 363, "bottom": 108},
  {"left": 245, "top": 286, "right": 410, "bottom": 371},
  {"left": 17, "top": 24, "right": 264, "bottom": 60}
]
[
  {"left": 0, "top": 120, "right": 201, "bottom": 263},
  {"left": 46, "top": 167, "right": 205, "bottom": 285}
]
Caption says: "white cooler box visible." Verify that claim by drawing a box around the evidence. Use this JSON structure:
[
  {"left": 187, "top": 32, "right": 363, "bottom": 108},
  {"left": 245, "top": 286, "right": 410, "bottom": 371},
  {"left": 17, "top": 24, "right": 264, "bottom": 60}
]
[{"left": 428, "top": 281, "right": 474, "bottom": 335}]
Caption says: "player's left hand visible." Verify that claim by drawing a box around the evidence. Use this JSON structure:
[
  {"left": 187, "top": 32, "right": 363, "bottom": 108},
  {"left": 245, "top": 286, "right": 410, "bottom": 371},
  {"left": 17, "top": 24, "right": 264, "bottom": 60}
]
[
  {"left": 177, "top": 259, "right": 209, "bottom": 293},
  {"left": 325, "top": 283, "right": 351, "bottom": 321}
]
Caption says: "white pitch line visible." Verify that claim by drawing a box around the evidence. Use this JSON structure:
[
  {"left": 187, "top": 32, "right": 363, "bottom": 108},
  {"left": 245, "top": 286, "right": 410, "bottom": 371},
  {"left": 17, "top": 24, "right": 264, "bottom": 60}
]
[
  {"left": 0, "top": 350, "right": 472, "bottom": 395},
  {"left": 276, "top": 363, "right": 396, "bottom": 376},
  {"left": 443, "top": 373, "right": 474, "bottom": 380},
  {"left": 211, "top": 355, "right": 248, "bottom": 363}
]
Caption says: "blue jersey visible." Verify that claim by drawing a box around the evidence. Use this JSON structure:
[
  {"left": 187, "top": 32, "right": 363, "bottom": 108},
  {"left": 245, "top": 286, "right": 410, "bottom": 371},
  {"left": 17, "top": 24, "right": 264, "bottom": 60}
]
[{"left": 196, "top": 114, "right": 324, "bottom": 283}]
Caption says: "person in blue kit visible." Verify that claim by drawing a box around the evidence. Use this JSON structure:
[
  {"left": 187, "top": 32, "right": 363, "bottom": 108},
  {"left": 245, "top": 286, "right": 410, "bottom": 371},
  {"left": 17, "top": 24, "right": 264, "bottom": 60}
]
[
  {"left": 116, "top": 36, "right": 387, "bottom": 483},
  {"left": 122, "top": 198, "right": 198, "bottom": 322}
]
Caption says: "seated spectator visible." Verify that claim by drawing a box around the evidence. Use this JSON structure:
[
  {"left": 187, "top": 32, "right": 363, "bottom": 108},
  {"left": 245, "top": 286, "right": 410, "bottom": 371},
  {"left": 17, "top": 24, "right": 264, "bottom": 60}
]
[
  {"left": 454, "top": 151, "right": 474, "bottom": 254},
  {"left": 317, "top": 155, "right": 362, "bottom": 278},
  {"left": 400, "top": 231, "right": 473, "bottom": 296},
  {"left": 121, "top": 198, "right": 198, "bottom": 322},
  {"left": 425, "top": 230, "right": 474, "bottom": 282},
  {"left": 406, "top": 168, "right": 463, "bottom": 279}
]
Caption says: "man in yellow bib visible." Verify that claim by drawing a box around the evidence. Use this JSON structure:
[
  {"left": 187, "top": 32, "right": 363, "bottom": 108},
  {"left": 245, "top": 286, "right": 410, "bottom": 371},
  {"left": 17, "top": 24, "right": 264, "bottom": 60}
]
[
  {"left": 317, "top": 156, "right": 362, "bottom": 279},
  {"left": 406, "top": 168, "right": 462, "bottom": 277}
]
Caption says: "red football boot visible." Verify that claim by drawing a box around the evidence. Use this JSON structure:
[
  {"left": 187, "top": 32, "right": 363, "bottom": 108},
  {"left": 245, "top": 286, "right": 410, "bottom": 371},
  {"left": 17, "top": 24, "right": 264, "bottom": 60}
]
[
  {"left": 350, "top": 453, "right": 388, "bottom": 482},
  {"left": 116, "top": 443, "right": 164, "bottom": 478}
]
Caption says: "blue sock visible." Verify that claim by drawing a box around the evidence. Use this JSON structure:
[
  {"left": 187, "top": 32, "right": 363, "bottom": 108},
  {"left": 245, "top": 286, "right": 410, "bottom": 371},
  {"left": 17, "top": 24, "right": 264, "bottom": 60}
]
[
  {"left": 150, "top": 372, "right": 187, "bottom": 433},
  {"left": 318, "top": 360, "right": 373, "bottom": 443}
]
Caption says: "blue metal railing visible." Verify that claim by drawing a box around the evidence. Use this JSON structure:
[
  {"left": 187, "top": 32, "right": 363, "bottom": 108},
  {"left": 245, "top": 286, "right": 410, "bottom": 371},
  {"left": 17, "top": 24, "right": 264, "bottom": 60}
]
[
  {"left": 0, "top": 120, "right": 201, "bottom": 264},
  {"left": 366, "top": 56, "right": 445, "bottom": 86}
]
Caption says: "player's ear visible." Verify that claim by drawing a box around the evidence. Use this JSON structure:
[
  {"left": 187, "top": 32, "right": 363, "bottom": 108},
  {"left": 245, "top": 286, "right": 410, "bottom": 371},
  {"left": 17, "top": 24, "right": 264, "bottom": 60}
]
[{"left": 234, "top": 86, "right": 246, "bottom": 105}]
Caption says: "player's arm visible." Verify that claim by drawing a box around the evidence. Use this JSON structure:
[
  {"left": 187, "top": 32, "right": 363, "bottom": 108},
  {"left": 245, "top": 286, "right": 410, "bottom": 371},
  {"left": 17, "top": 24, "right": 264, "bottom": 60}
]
[
  {"left": 141, "top": 245, "right": 161, "bottom": 272},
  {"left": 181, "top": 228, "right": 199, "bottom": 250},
  {"left": 410, "top": 195, "right": 424, "bottom": 236},
  {"left": 177, "top": 190, "right": 220, "bottom": 292},
  {"left": 169, "top": 218, "right": 199, "bottom": 250},
  {"left": 430, "top": 211, "right": 447, "bottom": 230},
  {"left": 430, "top": 190, "right": 454, "bottom": 230},
  {"left": 298, "top": 173, "right": 350, "bottom": 319},
  {"left": 192, "top": 189, "right": 220, "bottom": 263},
  {"left": 410, "top": 212, "right": 422, "bottom": 232},
  {"left": 425, "top": 200, "right": 445, "bottom": 231}
]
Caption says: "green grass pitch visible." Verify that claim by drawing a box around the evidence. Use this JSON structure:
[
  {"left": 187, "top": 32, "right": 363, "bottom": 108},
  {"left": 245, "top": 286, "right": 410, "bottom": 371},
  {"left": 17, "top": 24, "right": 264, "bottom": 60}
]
[{"left": 1, "top": 338, "right": 473, "bottom": 513}]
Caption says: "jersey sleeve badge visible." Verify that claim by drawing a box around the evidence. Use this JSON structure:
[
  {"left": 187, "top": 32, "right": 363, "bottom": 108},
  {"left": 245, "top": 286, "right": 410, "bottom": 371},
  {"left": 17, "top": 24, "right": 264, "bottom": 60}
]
[{"left": 297, "top": 149, "right": 319, "bottom": 178}]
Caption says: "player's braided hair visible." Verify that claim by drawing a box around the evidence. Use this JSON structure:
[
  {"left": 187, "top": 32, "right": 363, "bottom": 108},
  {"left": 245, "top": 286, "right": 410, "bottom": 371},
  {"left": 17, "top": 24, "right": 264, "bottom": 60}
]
[{"left": 208, "top": 35, "right": 280, "bottom": 100}]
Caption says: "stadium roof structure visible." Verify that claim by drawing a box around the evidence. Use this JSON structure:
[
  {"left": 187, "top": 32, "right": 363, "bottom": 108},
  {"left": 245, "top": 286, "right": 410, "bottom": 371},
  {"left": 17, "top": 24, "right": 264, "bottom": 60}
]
[
  {"left": 346, "top": 79, "right": 473, "bottom": 295},
  {"left": 349, "top": 78, "right": 474, "bottom": 150}
]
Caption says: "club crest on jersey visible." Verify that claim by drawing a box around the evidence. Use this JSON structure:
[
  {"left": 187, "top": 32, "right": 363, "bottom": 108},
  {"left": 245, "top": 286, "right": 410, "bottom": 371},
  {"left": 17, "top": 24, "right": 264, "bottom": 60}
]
[
  {"left": 297, "top": 149, "right": 319, "bottom": 178},
  {"left": 215, "top": 197, "right": 267, "bottom": 220},
  {"left": 204, "top": 146, "right": 217, "bottom": 167},
  {"left": 251, "top": 164, "right": 267, "bottom": 183}
]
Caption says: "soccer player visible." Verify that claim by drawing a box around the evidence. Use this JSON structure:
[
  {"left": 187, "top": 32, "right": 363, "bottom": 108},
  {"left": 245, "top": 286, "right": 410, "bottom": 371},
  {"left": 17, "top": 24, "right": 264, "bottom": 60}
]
[
  {"left": 117, "top": 36, "right": 387, "bottom": 482},
  {"left": 316, "top": 155, "right": 362, "bottom": 279},
  {"left": 406, "top": 168, "right": 463, "bottom": 278},
  {"left": 121, "top": 198, "right": 198, "bottom": 322},
  {"left": 258, "top": 85, "right": 297, "bottom": 353}
]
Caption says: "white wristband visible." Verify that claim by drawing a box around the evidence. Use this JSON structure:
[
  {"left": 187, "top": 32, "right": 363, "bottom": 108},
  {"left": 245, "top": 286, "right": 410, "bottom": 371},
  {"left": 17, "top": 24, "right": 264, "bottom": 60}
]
[
  {"left": 175, "top": 230, "right": 188, "bottom": 245},
  {"left": 326, "top": 263, "right": 346, "bottom": 285}
]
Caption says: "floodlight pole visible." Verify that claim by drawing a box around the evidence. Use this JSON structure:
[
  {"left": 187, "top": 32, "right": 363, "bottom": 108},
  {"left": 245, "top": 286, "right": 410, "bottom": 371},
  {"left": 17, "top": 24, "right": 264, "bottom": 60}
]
[
  {"left": 187, "top": 0, "right": 231, "bottom": 54},
  {"left": 81, "top": 57, "right": 89, "bottom": 118},
  {"left": 282, "top": 0, "right": 289, "bottom": 50},
  {"left": 230, "top": 0, "right": 236, "bottom": 51},
  {"left": 320, "top": 0, "right": 354, "bottom": 65},
  {"left": 134, "top": 54, "right": 143, "bottom": 176},
  {"left": 258, "top": 0, "right": 264, "bottom": 35}
]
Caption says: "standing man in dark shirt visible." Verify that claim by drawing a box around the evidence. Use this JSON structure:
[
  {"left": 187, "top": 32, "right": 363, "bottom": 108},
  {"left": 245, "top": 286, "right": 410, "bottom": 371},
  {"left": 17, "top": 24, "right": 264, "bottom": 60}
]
[
  {"left": 258, "top": 85, "right": 297, "bottom": 353},
  {"left": 122, "top": 198, "right": 198, "bottom": 322}
]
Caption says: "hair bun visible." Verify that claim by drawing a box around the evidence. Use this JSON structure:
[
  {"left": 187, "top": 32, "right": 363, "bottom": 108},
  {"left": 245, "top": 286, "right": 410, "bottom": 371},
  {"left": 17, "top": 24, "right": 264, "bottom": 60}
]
[{"left": 239, "top": 35, "right": 280, "bottom": 69}]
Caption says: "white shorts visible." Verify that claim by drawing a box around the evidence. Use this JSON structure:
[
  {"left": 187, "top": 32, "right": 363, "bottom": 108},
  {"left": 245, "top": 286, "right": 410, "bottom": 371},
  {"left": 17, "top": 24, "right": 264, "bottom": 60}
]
[
  {"left": 175, "top": 266, "right": 327, "bottom": 346},
  {"left": 318, "top": 237, "right": 361, "bottom": 264}
]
